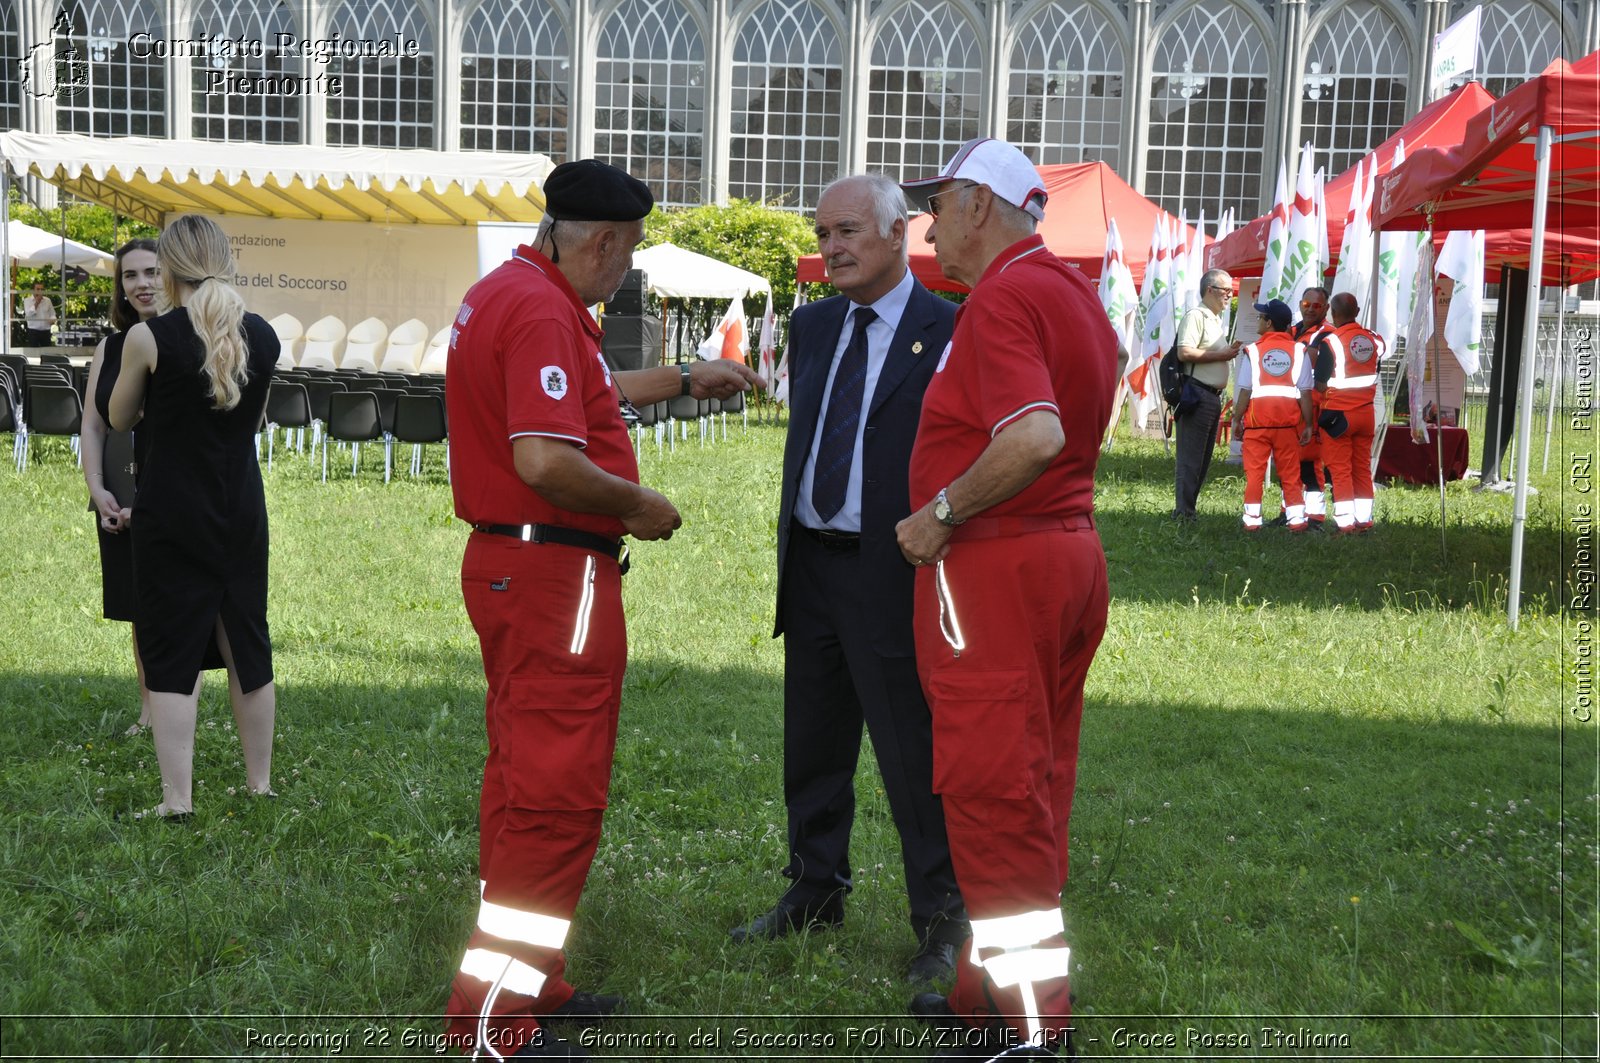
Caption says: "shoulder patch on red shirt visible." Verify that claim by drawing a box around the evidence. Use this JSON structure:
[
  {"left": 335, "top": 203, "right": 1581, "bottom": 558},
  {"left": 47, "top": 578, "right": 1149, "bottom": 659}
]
[{"left": 540, "top": 365, "right": 570, "bottom": 398}]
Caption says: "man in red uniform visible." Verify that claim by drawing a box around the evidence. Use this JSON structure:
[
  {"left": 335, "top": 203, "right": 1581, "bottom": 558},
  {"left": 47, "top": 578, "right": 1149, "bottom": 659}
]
[
  {"left": 1314, "top": 292, "right": 1387, "bottom": 533},
  {"left": 1289, "top": 287, "right": 1334, "bottom": 525},
  {"left": 1232, "top": 299, "right": 1313, "bottom": 532},
  {"left": 444, "top": 159, "right": 759, "bottom": 1060},
  {"left": 896, "top": 138, "right": 1118, "bottom": 1061}
]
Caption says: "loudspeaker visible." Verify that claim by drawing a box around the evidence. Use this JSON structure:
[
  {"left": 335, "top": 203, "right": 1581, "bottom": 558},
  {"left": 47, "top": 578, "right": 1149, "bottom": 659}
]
[
  {"left": 607, "top": 269, "right": 649, "bottom": 316},
  {"left": 601, "top": 314, "right": 663, "bottom": 372}
]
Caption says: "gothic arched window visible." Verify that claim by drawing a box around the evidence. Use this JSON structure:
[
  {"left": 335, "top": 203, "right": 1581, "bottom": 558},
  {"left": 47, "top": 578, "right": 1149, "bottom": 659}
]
[
  {"left": 325, "top": 0, "right": 435, "bottom": 149},
  {"left": 55, "top": 0, "right": 166, "bottom": 137},
  {"left": 190, "top": 0, "right": 301, "bottom": 144},
  {"left": 594, "top": 0, "right": 706, "bottom": 206},
  {"left": 866, "top": 1, "right": 982, "bottom": 183},
  {"left": 460, "top": 0, "right": 569, "bottom": 158},
  {"left": 1007, "top": 2, "right": 1124, "bottom": 169}
]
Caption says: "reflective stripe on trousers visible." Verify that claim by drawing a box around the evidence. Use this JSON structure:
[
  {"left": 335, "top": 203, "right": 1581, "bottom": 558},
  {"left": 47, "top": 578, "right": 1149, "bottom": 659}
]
[{"left": 968, "top": 907, "right": 1073, "bottom": 1043}]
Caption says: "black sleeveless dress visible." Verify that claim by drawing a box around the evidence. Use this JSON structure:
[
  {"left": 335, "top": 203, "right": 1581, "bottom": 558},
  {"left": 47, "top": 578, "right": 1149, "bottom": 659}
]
[
  {"left": 92, "top": 332, "right": 144, "bottom": 621},
  {"left": 132, "top": 308, "right": 278, "bottom": 694}
]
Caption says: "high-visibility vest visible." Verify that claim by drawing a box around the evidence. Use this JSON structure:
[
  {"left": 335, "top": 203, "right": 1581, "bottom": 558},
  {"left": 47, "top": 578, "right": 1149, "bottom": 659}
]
[
  {"left": 1321, "top": 322, "right": 1386, "bottom": 411},
  {"left": 1242, "top": 333, "right": 1306, "bottom": 428}
]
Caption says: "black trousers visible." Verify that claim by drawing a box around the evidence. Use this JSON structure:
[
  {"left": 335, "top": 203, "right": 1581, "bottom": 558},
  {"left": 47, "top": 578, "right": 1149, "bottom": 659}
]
[
  {"left": 778, "top": 528, "right": 965, "bottom": 942},
  {"left": 25, "top": 328, "right": 52, "bottom": 346},
  {"left": 1173, "top": 387, "right": 1223, "bottom": 517}
]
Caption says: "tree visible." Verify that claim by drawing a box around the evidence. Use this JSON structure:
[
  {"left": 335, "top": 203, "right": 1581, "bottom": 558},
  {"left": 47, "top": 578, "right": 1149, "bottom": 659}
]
[{"left": 644, "top": 199, "right": 816, "bottom": 315}]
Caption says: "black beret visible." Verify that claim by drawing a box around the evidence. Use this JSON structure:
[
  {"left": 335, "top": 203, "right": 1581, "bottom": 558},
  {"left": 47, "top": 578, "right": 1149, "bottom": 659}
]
[{"left": 542, "top": 160, "right": 655, "bottom": 222}]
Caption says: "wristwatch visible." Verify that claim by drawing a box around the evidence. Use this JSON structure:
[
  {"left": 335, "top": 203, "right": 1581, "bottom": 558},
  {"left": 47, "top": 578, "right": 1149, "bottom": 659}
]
[
  {"left": 933, "top": 487, "right": 963, "bottom": 527},
  {"left": 679, "top": 363, "right": 693, "bottom": 396}
]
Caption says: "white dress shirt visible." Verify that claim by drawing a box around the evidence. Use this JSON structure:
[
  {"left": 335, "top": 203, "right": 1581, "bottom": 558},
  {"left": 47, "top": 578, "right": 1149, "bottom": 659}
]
[{"left": 795, "top": 267, "right": 915, "bottom": 533}]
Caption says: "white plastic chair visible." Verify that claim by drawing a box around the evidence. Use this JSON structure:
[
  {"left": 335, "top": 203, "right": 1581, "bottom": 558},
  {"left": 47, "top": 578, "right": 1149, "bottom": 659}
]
[
  {"left": 298, "top": 315, "right": 347, "bottom": 372},
  {"left": 339, "top": 317, "right": 389, "bottom": 373},
  {"left": 419, "top": 326, "right": 451, "bottom": 376},
  {"left": 378, "top": 318, "right": 429, "bottom": 374},
  {"left": 268, "top": 313, "right": 303, "bottom": 369}
]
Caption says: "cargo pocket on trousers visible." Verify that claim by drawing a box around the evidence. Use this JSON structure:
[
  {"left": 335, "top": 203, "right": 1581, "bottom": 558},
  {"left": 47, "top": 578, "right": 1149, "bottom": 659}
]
[
  {"left": 928, "top": 668, "right": 1032, "bottom": 800},
  {"left": 505, "top": 672, "right": 616, "bottom": 810}
]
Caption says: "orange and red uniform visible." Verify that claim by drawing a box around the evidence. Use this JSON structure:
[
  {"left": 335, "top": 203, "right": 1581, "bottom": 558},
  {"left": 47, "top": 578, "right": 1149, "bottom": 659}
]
[
  {"left": 1317, "top": 321, "right": 1386, "bottom": 530},
  {"left": 1236, "top": 331, "right": 1311, "bottom": 530}
]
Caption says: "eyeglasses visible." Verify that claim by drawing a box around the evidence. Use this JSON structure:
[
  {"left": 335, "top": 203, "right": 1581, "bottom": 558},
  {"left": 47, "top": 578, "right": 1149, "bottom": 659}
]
[
  {"left": 926, "top": 183, "right": 975, "bottom": 219},
  {"left": 1300, "top": 299, "right": 1326, "bottom": 309},
  {"left": 1207, "top": 285, "right": 1231, "bottom": 294}
]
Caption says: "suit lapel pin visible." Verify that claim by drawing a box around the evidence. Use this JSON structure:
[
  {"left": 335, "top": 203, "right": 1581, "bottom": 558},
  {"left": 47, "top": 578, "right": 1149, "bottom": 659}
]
[{"left": 912, "top": 341, "right": 924, "bottom": 355}]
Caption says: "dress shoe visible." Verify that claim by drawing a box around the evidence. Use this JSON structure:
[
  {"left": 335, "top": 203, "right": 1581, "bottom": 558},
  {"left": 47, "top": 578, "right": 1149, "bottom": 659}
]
[
  {"left": 543, "top": 989, "right": 624, "bottom": 1025},
  {"left": 729, "top": 893, "right": 844, "bottom": 942},
  {"left": 1267, "top": 512, "right": 1289, "bottom": 527},
  {"left": 906, "top": 938, "right": 958, "bottom": 984}
]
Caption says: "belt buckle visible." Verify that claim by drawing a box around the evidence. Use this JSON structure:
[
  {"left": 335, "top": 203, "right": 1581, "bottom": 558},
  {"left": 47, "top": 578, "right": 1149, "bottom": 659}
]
[{"left": 520, "top": 524, "right": 534, "bottom": 542}]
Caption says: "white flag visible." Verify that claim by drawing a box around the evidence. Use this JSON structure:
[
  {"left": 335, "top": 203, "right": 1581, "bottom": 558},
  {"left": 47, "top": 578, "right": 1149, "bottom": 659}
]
[
  {"left": 1185, "top": 209, "right": 1207, "bottom": 314},
  {"left": 1405, "top": 237, "right": 1436, "bottom": 438},
  {"left": 1332, "top": 156, "right": 1372, "bottom": 306},
  {"left": 756, "top": 291, "right": 777, "bottom": 383},
  {"left": 1282, "top": 143, "right": 1323, "bottom": 307},
  {"left": 1372, "top": 142, "right": 1408, "bottom": 344},
  {"left": 1261, "top": 158, "right": 1291, "bottom": 300},
  {"left": 1436, "top": 229, "right": 1486, "bottom": 374},
  {"left": 696, "top": 292, "right": 748, "bottom": 362},
  {"left": 1136, "top": 217, "right": 1170, "bottom": 361},
  {"left": 1099, "top": 218, "right": 1137, "bottom": 351},
  {"left": 774, "top": 286, "right": 806, "bottom": 403}
]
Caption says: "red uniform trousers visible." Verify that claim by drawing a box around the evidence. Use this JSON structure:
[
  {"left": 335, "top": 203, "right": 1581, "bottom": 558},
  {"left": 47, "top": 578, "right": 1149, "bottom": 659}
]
[
  {"left": 1295, "top": 396, "right": 1327, "bottom": 520},
  {"left": 1242, "top": 426, "right": 1306, "bottom": 529},
  {"left": 1321, "top": 404, "right": 1376, "bottom": 527},
  {"left": 914, "top": 519, "right": 1108, "bottom": 1049},
  {"left": 447, "top": 533, "right": 626, "bottom": 1053}
]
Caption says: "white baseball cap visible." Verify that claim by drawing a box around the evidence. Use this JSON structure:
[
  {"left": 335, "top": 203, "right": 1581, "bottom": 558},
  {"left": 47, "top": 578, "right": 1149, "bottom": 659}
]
[{"left": 901, "top": 138, "right": 1048, "bottom": 222}]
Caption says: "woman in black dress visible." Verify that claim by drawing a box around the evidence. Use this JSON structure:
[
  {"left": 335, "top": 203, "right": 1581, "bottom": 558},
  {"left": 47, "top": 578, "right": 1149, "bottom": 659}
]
[
  {"left": 81, "top": 238, "right": 160, "bottom": 731},
  {"left": 109, "top": 214, "right": 280, "bottom": 819}
]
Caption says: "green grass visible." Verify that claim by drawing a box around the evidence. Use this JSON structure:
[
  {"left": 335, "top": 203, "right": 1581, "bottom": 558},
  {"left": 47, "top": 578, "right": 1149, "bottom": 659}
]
[{"left": 0, "top": 408, "right": 1592, "bottom": 1060}]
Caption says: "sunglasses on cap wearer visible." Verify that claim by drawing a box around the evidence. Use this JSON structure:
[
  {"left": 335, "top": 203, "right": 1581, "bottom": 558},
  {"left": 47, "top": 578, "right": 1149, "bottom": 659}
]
[{"left": 926, "top": 182, "right": 978, "bottom": 219}]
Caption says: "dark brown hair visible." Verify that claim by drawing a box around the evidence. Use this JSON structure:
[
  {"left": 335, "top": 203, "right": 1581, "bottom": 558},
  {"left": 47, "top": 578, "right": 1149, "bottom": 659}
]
[{"left": 110, "top": 238, "right": 160, "bottom": 332}]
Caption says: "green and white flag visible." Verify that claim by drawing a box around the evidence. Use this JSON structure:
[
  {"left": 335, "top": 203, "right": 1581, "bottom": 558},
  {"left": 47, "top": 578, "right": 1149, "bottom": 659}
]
[{"left": 1436, "top": 228, "right": 1485, "bottom": 374}]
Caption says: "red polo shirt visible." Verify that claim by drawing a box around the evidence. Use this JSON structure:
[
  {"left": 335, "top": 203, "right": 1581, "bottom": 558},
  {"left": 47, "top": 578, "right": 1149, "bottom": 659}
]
[
  {"left": 909, "top": 235, "right": 1117, "bottom": 518},
  {"left": 447, "top": 245, "right": 637, "bottom": 537}
]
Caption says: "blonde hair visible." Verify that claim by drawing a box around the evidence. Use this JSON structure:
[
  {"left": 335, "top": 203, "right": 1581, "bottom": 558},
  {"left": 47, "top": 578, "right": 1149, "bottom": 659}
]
[{"left": 158, "top": 214, "right": 249, "bottom": 411}]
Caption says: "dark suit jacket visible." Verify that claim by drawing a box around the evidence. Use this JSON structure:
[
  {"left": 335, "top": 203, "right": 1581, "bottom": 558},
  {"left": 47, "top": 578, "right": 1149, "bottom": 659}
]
[{"left": 774, "top": 279, "right": 956, "bottom": 656}]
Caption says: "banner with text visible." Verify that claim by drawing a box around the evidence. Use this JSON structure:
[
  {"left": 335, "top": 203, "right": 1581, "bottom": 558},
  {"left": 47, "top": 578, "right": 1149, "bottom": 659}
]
[{"left": 198, "top": 215, "right": 478, "bottom": 337}]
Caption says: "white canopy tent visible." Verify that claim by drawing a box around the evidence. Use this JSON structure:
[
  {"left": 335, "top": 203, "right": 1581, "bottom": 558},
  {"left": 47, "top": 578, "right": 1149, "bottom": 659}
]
[
  {"left": 632, "top": 243, "right": 771, "bottom": 299},
  {"left": 0, "top": 131, "right": 555, "bottom": 348},
  {"left": 5, "top": 220, "right": 114, "bottom": 276}
]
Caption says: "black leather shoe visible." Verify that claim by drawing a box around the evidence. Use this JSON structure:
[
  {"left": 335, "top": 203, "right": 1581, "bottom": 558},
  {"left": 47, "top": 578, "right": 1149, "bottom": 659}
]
[
  {"left": 906, "top": 938, "right": 958, "bottom": 984},
  {"left": 543, "top": 989, "right": 624, "bottom": 1024},
  {"left": 729, "top": 893, "right": 844, "bottom": 943}
]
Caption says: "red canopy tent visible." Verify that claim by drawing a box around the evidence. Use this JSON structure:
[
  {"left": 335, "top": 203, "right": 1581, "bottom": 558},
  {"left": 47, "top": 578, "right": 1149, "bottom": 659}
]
[
  {"left": 1371, "top": 52, "right": 1600, "bottom": 627},
  {"left": 797, "top": 161, "right": 1196, "bottom": 292},
  {"left": 1206, "top": 81, "right": 1495, "bottom": 274},
  {"left": 1372, "top": 54, "right": 1599, "bottom": 282}
]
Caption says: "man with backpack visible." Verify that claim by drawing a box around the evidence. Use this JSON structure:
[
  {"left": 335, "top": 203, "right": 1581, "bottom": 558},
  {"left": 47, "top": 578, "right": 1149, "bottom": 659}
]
[{"left": 1170, "top": 269, "right": 1240, "bottom": 522}]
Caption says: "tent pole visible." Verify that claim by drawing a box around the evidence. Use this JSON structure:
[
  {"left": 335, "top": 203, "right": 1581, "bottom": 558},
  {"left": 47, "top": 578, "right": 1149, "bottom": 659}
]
[
  {"left": 1, "top": 156, "right": 10, "bottom": 354},
  {"left": 1507, "top": 125, "right": 1553, "bottom": 631},
  {"left": 1541, "top": 271, "right": 1569, "bottom": 474},
  {"left": 1432, "top": 275, "right": 1447, "bottom": 560}
]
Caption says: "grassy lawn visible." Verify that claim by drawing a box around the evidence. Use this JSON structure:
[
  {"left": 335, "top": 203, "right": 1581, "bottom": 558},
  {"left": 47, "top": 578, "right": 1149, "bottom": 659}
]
[{"left": 0, "top": 407, "right": 1592, "bottom": 1060}]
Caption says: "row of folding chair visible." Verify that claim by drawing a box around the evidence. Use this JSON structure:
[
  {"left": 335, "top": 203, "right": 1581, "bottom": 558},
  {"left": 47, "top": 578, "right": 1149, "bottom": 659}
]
[
  {"left": 269, "top": 314, "right": 451, "bottom": 375},
  {"left": 261, "top": 380, "right": 448, "bottom": 482},
  {"left": 632, "top": 390, "right": 750, "bottom": 456},
  {"left": 0, "top": 360, "right": 86, "bottom": 470}
]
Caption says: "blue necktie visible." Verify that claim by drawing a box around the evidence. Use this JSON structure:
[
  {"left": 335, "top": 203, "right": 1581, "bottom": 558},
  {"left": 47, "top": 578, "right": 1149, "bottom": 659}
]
[{"left": 811, "top": 306, "right": 876, "bottom": 522}]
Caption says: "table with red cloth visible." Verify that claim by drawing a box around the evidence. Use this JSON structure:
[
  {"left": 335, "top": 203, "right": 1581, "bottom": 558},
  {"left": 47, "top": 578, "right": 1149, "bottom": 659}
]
[{"left": 1376, "top": 425, "right": 1470, "bottom": 483}]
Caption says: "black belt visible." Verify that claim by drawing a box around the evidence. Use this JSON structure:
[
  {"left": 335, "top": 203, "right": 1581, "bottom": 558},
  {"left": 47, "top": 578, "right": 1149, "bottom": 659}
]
[
  {"left": 796, "top": 524, "right": 861, "bottom": 551},
  {"left": 1187, "top": 377, "right": 1222, "bottom": 396},
  {"left": 472, "top": 522, "right": 630, "bottom": 573}
]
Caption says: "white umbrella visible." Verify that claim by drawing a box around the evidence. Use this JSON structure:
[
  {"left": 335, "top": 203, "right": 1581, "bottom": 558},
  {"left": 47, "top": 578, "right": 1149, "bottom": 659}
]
[{"left": 4, "top": 219, "right": 115, "bottom": 275}]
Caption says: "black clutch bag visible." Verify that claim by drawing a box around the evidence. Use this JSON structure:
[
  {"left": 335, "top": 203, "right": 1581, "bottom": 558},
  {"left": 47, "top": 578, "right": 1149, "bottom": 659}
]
[
  {"left": 1317, "top": 409, "right": 1349, "bottom": 438},
  {"left": 101, "top": 429, "right": 138, "bottom": 507}
]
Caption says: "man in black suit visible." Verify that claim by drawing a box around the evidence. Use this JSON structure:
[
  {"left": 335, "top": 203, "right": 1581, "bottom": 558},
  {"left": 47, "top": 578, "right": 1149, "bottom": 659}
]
[{"left": 730, "top": 173, "right": 966, "bottom": 983}]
